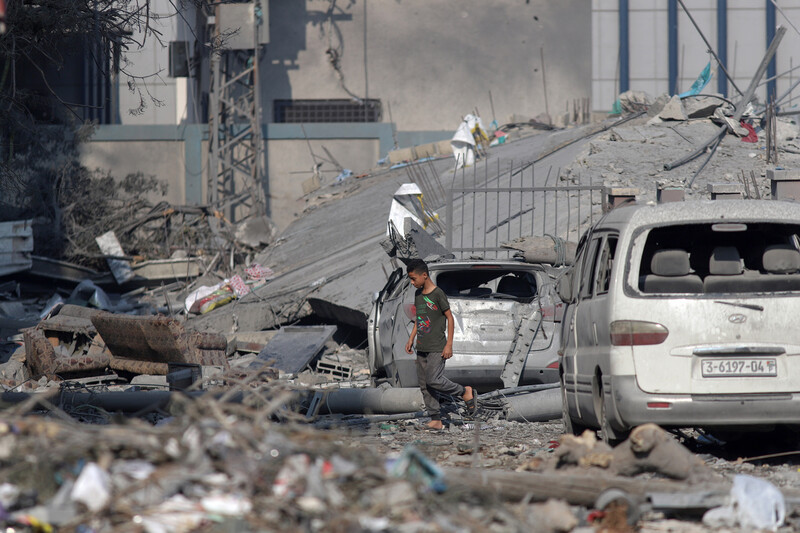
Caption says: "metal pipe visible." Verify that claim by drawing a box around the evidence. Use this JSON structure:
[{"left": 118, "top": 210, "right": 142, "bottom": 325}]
[
  {"left": 502, "top": 387, "right": 562, "bottom": 423},
  {"left": 618, "top": 0, "right": 630, "bottom": 93},
  {"left": 319, "top": 387, "right": 424, "bottom": 415},
  {"left": 717, "top": 0, "right": 728, "bottom": 96}
]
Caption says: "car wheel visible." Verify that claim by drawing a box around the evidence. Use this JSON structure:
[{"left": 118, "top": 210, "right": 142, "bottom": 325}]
[
  {"left": 598, "top": 387, "right": 629, "bottom": 446},
  {"left": 561, "top": 375, "right": 589, "bottom": 436}
]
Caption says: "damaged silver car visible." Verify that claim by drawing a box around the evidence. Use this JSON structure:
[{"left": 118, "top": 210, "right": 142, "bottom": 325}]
[
  {"left": 559, "top": 200, "right": 800, "bottom": 444},
  {"left": 368, "top": 260, "right": 564, "bottom": 390}
]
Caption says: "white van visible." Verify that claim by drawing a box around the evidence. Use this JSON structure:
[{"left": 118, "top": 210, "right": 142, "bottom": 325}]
[{"left": 559, "top": 199, "right": 800, "bottom": 444}]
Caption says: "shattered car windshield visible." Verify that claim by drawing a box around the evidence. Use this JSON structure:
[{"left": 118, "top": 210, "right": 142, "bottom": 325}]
[
  {"left": 435, "top": 269, "right": 537, "bottom": 301},
  {"left": 633, "top": 222, "right": 800, "bottom": 295}
]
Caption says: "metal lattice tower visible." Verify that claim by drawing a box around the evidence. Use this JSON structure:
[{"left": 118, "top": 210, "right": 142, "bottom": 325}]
[{"left": 207, "top": 1, "right": 267, "bottom": 221}]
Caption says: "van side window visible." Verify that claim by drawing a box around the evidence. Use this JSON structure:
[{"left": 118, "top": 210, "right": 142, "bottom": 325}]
[
  {"left": 579, "top": 237, "right": 601, "bottom": 299},
  {"left": 595, "top": 236, "right": 618, "bottom": 295}
]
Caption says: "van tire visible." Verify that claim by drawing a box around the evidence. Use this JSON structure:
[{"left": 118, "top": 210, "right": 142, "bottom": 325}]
[
  {"left": 599, "top": 393, "right": 629, "bottom": 446},
  {"left": 561, "top": 374, "right": 589, "bottom": 435}
]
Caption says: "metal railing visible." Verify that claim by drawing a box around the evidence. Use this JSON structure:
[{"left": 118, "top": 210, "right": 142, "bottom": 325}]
[{"left": 443, "top": 160, "right": 603, "bottom": 259}]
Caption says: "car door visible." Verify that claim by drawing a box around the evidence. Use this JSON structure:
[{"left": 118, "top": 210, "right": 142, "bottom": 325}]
[
  {"left": 569, "top": 233, "right": 603, "bottom": 423},
  {"left": 367, "top": 267, "right": 404, "bottom": 375}
]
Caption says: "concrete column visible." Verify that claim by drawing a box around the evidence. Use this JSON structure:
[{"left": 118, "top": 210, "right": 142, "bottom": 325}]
[
  {"left": 768, "top": 169, "right": 800, "bottom": 201},
  {"left": 707, "top": 183, "right": 744, "bottom": 200},
  {"left": 657, "top": 184, "right": 684, "bottom": 203},
  {"left": 603, "top": 186, "right": 638, "bottom": 212}
]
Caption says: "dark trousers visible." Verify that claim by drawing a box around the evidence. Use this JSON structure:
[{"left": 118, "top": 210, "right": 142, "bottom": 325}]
[{"left": 415, "top": 351, "right": 466, "bottom": 420}]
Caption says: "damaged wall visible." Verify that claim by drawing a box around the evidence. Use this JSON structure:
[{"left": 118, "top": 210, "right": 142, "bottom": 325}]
[{"left": 263, "top": 0, "right": 591, "bottom": 131}]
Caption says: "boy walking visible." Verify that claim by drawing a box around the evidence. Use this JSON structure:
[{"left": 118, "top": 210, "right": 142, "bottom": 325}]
[{"left": 404, "top": 259, "right": 474, "bottom": 429}]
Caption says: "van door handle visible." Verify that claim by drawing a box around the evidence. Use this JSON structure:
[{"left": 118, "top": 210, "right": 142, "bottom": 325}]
[{"left": 592, "top": 323, "right": 598, "bottom": 346}]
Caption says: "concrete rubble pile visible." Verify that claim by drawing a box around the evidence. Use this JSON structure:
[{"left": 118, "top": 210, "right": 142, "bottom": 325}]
[
  {"left": 563, "top": 101, "right": 800, "bottom": 205},
  {"left": 0, "top": 394, "right": 793, "bottom": 532}
]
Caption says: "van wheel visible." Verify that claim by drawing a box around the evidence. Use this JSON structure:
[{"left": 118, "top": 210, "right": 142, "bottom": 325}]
[
  {"left": 561, "top": 375, "right": 589, "bottom": 436},
  {"left": 598, "top": 386, "right": 629, "bottom": 446}
]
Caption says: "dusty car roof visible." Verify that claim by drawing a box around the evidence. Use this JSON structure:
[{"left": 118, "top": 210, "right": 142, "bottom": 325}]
[
  {"left": 599, "top": 199, "right": 800, "bottom": 230},
  {"left": 429, "top": 260, "right": 539, "bottom": 269}
]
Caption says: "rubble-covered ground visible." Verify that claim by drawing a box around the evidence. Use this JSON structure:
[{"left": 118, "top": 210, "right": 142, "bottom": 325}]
[
  {"left": 4, "top": 100, "right": 800, "bottom": 531},
  {"left": 564, "top": 109, "right": 800, "bottom": 203}
]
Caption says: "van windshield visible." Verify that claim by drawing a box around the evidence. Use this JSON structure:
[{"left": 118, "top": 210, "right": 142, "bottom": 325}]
[{"left": 635, "top": 222, "right": 800, "bottom": 295}]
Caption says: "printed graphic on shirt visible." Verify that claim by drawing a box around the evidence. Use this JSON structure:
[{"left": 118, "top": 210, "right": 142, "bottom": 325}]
[
  {"left": 416, "top": 315, "right": 431, "bottom": 336},
  {"left": 414, "top": 287, "right": 449, "bottom": 352},
  {"left": 423, "top": 295, "right": 438, "bottom": 311}
]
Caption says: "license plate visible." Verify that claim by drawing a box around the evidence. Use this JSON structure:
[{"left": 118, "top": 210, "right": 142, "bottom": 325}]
[{"left": 701, "top": 358, "right": 777, "bottom": 377}]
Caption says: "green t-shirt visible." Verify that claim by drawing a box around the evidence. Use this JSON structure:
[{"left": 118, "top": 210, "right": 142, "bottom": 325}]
[{"left": 414, "top": 286, "right": 450, "bottom": 352}]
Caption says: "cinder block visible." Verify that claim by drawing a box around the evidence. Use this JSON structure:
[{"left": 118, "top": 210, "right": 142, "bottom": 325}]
[
  {"left": 603, "top": 187, "right": 638, "bottom": 212},
  {"left": 388, "top": 147, "right": 416, "bottom": 165},
  {"left": 767, "top": 169, "right": 800, "bottom": 201},
  {"left": 707, "top": 183, "right": 743, "bottom": 200},
  {"left": 657, "top": 186, "right": 684, "bottom": 203}
]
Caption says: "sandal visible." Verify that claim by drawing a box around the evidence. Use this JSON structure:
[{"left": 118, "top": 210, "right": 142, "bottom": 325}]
[{"left": 463, "top": 386, "right": 477, "bottom": 414}]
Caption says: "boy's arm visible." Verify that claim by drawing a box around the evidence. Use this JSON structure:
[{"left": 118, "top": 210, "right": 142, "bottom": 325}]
[
  {"left": 405, "top": 322, "right": 417, "bottom": 354},
  {"left": 442, "top": 309, "right": 455, "bottom": 359}
]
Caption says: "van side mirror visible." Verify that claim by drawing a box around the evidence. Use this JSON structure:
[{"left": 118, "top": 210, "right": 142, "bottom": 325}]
[{"left": 556, "top": 273, "right": 574, "bottom": 303}]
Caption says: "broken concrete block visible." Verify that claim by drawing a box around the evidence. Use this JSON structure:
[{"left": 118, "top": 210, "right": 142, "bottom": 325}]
[
  {"left": 414, "top": 143, "right": 438, "bottom": 159},
  {"left": 234, "top": 215, "right": 276, "bottom": 249},
  {"left": 618, "top": 90, "right": 653, "bottom": 113},
  {"left": 91, "top": 313, "right": 228, "bottom": 375},
  {"left": 95, "top": 231, "right": 135, "bottom": 285},
  {"left": 683, "top": 95, "right": 723, "bottom": 119},
  {"left": 657, "top": 95, "right": 687, "bottom": 121},
  {"left": 435, "top": 140, "right": 453, "bottom": 156},
  {"left": 647, "top": 93, "right": 671, "bottom": 117},
  {"left": 387, "top": 147, "right": 416, "bottom": 165}
]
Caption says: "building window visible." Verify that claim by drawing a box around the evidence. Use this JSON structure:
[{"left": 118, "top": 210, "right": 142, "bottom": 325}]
[{"left": 273, "top": 99, "right": 382, "bottom": 123}]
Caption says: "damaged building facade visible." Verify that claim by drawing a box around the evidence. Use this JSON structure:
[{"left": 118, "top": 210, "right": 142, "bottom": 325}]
[{"left": 70, "top": 0, "right": 592, "bottom": 229}]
